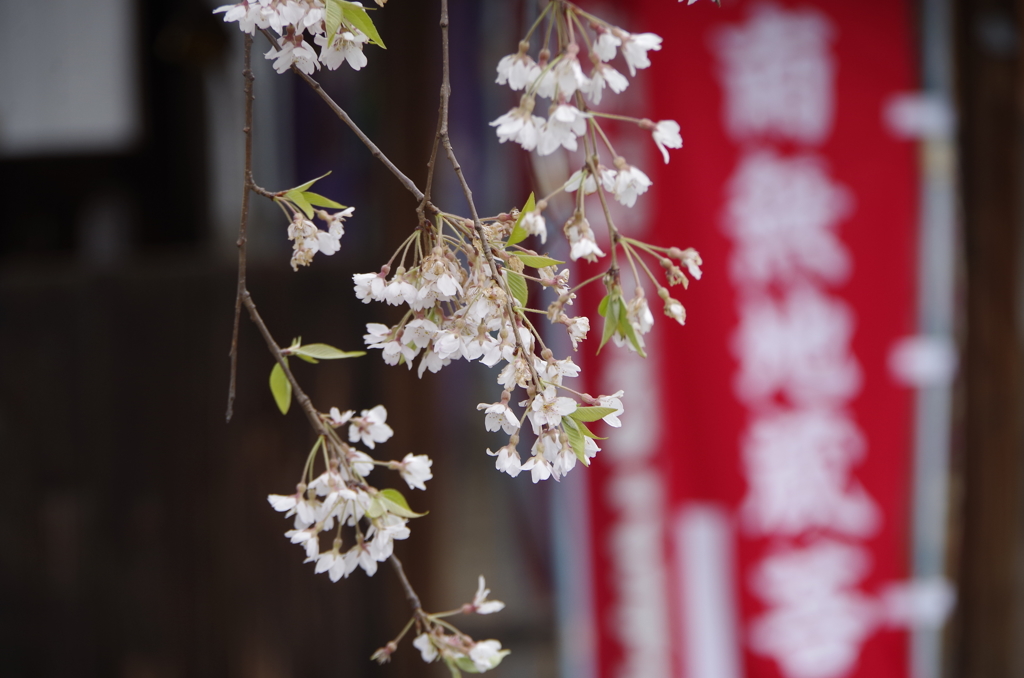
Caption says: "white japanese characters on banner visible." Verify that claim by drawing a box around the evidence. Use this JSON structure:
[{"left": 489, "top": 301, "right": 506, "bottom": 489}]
[{"left": 714, "top": 5, "right": 881, "bottom": 677}]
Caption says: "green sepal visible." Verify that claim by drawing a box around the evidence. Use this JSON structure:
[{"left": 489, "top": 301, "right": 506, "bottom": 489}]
[
  {"left": 570, "top": 406, "right": 617, "bottom": 423},
  {"left": 454, "top": 656, "right": 480, "bottom": 673},
  {"left": 506, "top": 192, "right": 535, "bottom": 246},
  {"left": 289, "top": 171, "right": 331, "bottom": 194},
  {"left": 505, "top": 270, "right": 529, "bottom": 307},
  {"left": 293, "top": 343, "right": 366, "bottom": 360},
  {"left": 514, "top": 252, "right": 564, "bottom": 268},
  {"left": 366, "top": 496, "right": 385, "bottom": 519},
  {"left": 562, "top": 416, "right": 590, "bottom": 466},
  {"left": 572, "top": 418, "right": 606, "bottom": 440},
  {"left": 285, "top": 190, "right": 314, "bottom": 218},
  {"left": 269, "top": 360, "right": 292, "bottom": 415},
  {"left": 444, "top": 658, "right": 463, "bottom": 678},
  {"left": 598, "top": 296, "right": 620, "bottom": 353},
  {"left": 617, "top": 298, "right": 647, "bottom": 357},
  {"left": 341, "top": 1, "right": 386, "bottom": 48},
  {"left": 379, "top": 488, "right": 428, "bottom": 518},
  {"left": 303, "top": 191, "right": 344, "bottom": 209}
]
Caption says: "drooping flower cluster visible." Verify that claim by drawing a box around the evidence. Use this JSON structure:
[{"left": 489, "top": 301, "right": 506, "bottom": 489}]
[
  {"left": 353, "top": 211, "right": 630, "bottom": 483},
  {"left": 267, "top": 405, "right": 433, "bottom": 581},
  {"left": 490, "top": 5, "right": 683, "bottom": 209},
  {"left": 215, "top": 0, "right": 386, "bottom": 74},
  {"left": 219, "top": 0, "right": 709, "bottom": 672}
]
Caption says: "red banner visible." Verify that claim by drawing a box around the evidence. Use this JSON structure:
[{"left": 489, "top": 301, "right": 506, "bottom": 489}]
[{"left": 583, "top": 2, "right": 920, "bottom": 677}]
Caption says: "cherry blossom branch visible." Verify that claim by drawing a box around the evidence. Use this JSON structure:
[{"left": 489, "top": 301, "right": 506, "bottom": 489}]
[
  {"left": 258, "top": 27, "right": 428, "bottom": 205},
  {"left": 226, "top": 34, "right": 255, "bottom": 423},
  {"left": 436, "top": 0, "right": 543, "bottom": 390},
  {"left": 390, "top": 554, "right": 427, "bottom": 620},
  {"left": 226, "top": 33, "right": 431, "bottom": 628}
]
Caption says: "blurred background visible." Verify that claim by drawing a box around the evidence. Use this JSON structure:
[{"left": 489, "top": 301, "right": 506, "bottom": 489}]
[{"left": 0, "top": 1, "right": 1022, "bottom": 678}]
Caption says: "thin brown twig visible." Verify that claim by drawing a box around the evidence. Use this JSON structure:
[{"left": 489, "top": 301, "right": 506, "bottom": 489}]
[
  {"left": 418, "top": 106, "right": 445, "bottom": 224},
  {"left": 226, "top": 34, "right": 255, "bottom": 423},
  {"left": 436, "top": 0, "right": 543, "bottom": 390},
  {"left": 258, "top": 28, "right": 428, "bottom": 205},
  {"left": 234, "top": 29, "right": 431, "bottom": 625},
  {"left": 390, "top": 554, "right": 427, "bottom": 620}
]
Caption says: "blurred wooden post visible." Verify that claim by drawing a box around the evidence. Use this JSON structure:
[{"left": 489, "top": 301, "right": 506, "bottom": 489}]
[{"left": 953, "top": 0, "right": 1024, "bottom": 676}]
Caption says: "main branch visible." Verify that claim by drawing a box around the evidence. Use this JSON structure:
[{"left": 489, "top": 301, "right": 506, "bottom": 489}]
[{"left": 227, "top": 34, "right": 426, "bottom": 623}]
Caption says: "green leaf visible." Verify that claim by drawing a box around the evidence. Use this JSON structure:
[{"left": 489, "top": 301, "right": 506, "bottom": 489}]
[
  {"left": 444, "top": 658, "right": 464, "bottom": 678},
  {"left": 505, "top": 270, "right": 529, "bottom": 307},
  {"left": 303, "top": 191, "right": 344, "bottom": 209},
  {"left": 573, "top": 418, "right": 606, "bottom": 440},
  {"left": 598, "top": 296, "right": 620, "bottom": 352},
  {"left": 324, "top": 0, "right": 343, "bottom": 51},
  {"left": 285, "top": 190, "right": 314, "bottom": 218},
  {"left": 506, "top": 223, "right": 528, "bottom": 247},
  {"left": 570, "top": 406, "right": 617, "bottom": 422},
  {"left": 269, "top": 361, "right": 292, "bottom": 415},
  {"left": 295, "top": 354, "right": 319, "bottom": 364},
  {"left": 379, "top": 488, "right": 428, "bottom": 518},
  {"left": 366, "top": 496, "right": 385, "bottom": 519},
  {"left": 562, "top": 416, "right": 589, "bottom": 466},
  {"left": 293, "top": 343, "right": 366, "bottom": 360},
  {"left": 597, "top": 293, "right": 610, "bottom": 317},
  {"left": 617, "top": 299, "right": 647, "bottom": 358},
  {"left": 341, "top": 1, "right": 386, "bottom": 48},
  {"left": 514, "top": 253, "right": 564, "bottom": 268},
  {"left": 454, "top": 656, "right": 480, "bottom": 673},
  {"left": 506, "top": 192, "right": 535, "bottom": 246},
  {"left": 290, "top": 171, "right": 332, "bottom": 194}
]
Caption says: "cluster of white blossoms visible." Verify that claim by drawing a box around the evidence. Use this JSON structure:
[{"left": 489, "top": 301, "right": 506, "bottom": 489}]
[
  {"left": 341, "top": 2, "right": 704, "bottom": 485},
  {"left": 286, "top": 206, "right": 353, "bottom": 270},
  {"left": 354, "top": 216, "right": 632, "bottom": 484},
  {"left": 214, "top": 0, "right": 386, "bottom": 74},
  {"left": 267, "top": 404, "right": 435, "bottom": 581},
  {"left": 490, "top": 4, "right": 683, "bottom": 212},
  {"left": 217, "top": 0, "right": 706, "bottom": 672}
]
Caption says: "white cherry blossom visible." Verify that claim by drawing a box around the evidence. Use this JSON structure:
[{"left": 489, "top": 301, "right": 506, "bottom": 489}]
[
  {"left": 551, "top": 48, "right": 591, "bottom": 98},
  {"left": 520, "top": 454, "right": 553, "bottom": 483},
  {"left": 659, "top": 289, "right": 686, "bottom": 326},
  {"left": 265, "top": 38, "right": 319, "bottom": 75},
  {"left": 495, "top": 42, "right": 541, "bottom": 90},
  {"left": 520, "top": 209, "right": 547, "bottom": 243},
  {"left": 316, "top": 28, "right": 370, "bottom": 71},
  {"left": 583, "top": 62, "right": 629, "bottom": 105},
  {"left": 353, "top": 272, "right": 387, "bottom": 303},
  {"left": 214, "top": 3, "right": 260, "bottom": 34},
  {"left": 468, "top": 640, "right": 509, "bottom": 671},
  {"left": 348, "top": 405, "right": 394, "bottom": 449},
  {"left": 649, "top": 119, "right": 683, "bottom": 163},
  {"left": 564, "top": 212, "right": 605, "bottom": 262},
  {"left": 490, "top": 96, "right": 545, "bottom": 151},
  {"left": 594, "top": 31, "right": 621, "bottom": 61},
  {"left": 396, "top": 453, "right": 433, "bottom": 491},
  {"left": 609, "top": 160, "right": 652, "bottom": 207},
  {"left": 596, "top": 390, "right": 625, "bottom": 427},
  {"left": 528, "top": 386, "right": 577, "bottom": 432},
  {"left": 413, "top": 634, "right": 439, "bottom": 663},
  {"left": 620, "top": 31, "right": 662, "bottom": 76},
  {"left": 477, "top": 396, "right": 520, "bottom": 434},
  {"left": 487, "top": 440, "right": 523, "bottom": 477},
  {"left": 679, "top": 247, "right": 703, "bottom": 279},
  {"left": 471, "top": 575, "right": 506, "bottom": 614},
  {"left": 560, "top": 314, "right": 590, "bottom": 349},
  {"left": 537, "top": 105, "right": 589, "bottom": 156},
  {"left": 402, "top": 319, "right": 438, "bottom": 349}
]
